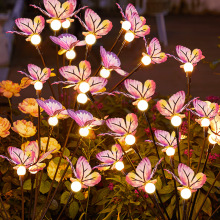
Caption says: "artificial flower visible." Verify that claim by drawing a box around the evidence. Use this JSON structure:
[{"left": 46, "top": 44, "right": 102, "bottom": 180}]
[
  {"left": 11, "top": 120, "right": 36, "bottom": 137},
  {"left": 0, "top": 80, "right": 21, "bottom": 98},
  {"left": 0, "top": 117, "right": 11, "bottom": 138}
]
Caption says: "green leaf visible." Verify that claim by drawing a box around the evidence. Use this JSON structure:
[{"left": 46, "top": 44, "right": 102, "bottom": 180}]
[
  {"left": 63, "top": 148, "right": 70, "bottom": 157},
  {"left": 69, "top": 201, "right": 79, "bottom": 219},
  {"left": 39, "top": 180, "right": 50, "bottom": 194},
  {"left": 195, "top": 192, "right": 212, "bottom": 217},
  {"left": 74, "top": 192, "right": 85, "bottom": 200},
  {"left": 166, "top": 196, "right": 176, "bottom": 219},
  {"left": 23, "top": 179, "right": 33, "bottom": 190},
  {"left": 2, "top": 182, "right": 11, "bottom": 194},
  {"left": 0, "top": 164, "right": 8, "bottom": 174},
  {"left": 49, "top": 199, "right": 58, "bottom": 210},
  {"left": 61, "top": 191, "right": 71, "bottom": 204},
  {"left": 156, "top": 176, "right": 162, "bottom": 190}
]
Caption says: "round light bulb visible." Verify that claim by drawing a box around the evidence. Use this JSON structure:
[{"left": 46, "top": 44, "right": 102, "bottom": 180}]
[
  {"left": 141, "top": 55, "right": 151, "bottom": 66},
  {"left": 30, "top": 170, "right": 38, "bottom": 174},
  {"left": 85, "top": 34, "right": 96, "bottom": 45},
  {"left": 145, "top": 182, "right": 156, "bottom": 194},
  {"left": 71, "top": 181, "right": 82, "bottom": 192},
  {"left": 137, "top": 100, "right": 148, "bottom": 111},
  {"left": 17, "top": 166, "right": 26, "bottom": 176},
  {"left": 34, "top": 81, "right": 43, "bottom": 91},
  {"left": 183, "top": 62, "right": 194, "bottom": 73},
  {"left": 62, "top": 19, "right": 71, "bottom": 29},
  {"left": 124, "top": 32, "right": 135, "bottom": 42},
  {"left": 50, "top": 19, "right": 61, "bottom": 31},
  {"left": 171, "top": 115, "right": 182, "bottom": 127},
  {"left": 66, "top": 50, "right": 76, "bottom": 60},
  {"left": 77, "top": 93, "right": 88, "bottom": 104},
  {"left": 31, "top": 34, "right": 41, "bottom": 45},
  {"left": 125, "top": 134, "right": 136, "bottom": 145},
  {"left": 100, "top": 68, "right": 111, "bottom": 78},
  {"left": 79, "top": 127, "right": 89, "bottom": 137},
  {"left": 79, "top": 82, "right": 90, "bottom": 93},
  {"left": 122, "top": 20, "right": 131, "bottom": 31},
  {"left": 166, "top": 147, "right": 175, "bottom": 156},
  {"left": 201, "top": 118, "right": 210, "bottom": 127},
  {"left": 209, "top": 135, "right": 217, "bottom": 145},
  {"left": 115, "top": 161, "right": 124, "bottom": 171},
  {"left": 48, "top": 116, "right": 58, "bottom": 126},
  {"left": 180, "top": 188, "right": 192, "bottom": 200}
]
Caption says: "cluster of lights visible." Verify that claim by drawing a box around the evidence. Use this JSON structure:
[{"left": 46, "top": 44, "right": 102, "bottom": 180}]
[
  {"left": 166, "top": 147, "right": 175, "bottom": 156},
  {"left": 48, "top": 116, "right": 59, "bottom": 126},
  {"left": 183, "top": 62, "right": 194, "bottom": 73},
  {"left": 77, "top": 82, "right": 90, "bottom": 104},
  {"left": 17, "top": 166, "right": 26, "bottom": 176},
  {"left": 34, "top": 81, "right": 43, "bottom": 91},
  {"left": 100, "top": 68, "right": 111, "bottom": 78},
  {"left": 71, "top": 181, "right": 82, "bottom": 192},
  {"left": 50, "top": 19, "right": 62, "bottom": 31},
  {"left": 124, "top": 32, "right": 134, "bottom": 42},
  {"left": 31, "top": 34, "right": 41, "bottom": 46},
  {"left": 121, "top": 20, "right": 131, "bottom": 31},
  {"left": 201, "top": 118, "right": 210, "bottom": 127},
  {"left": 171, "top": 115, "right": 182, "bottom": 127},
  {"left": 85, "top": 34, "right": 96, "bottom": 45},
  {"left": 125, "top": 134, "right": 136, "bottom": 145},
  {"left": 145, "top": 182, "right": 156, "bottom": 194},
  {"left": 137, "top": 100, "right": 148, "bottom": 111},
  {"left": 115, "top": 161, "right": 124, "bottom": 171},
  {"left": 180, "top": 188, "right": 192, "bottom": 200},
  {"left": 141, "top": 55, "right": 151, "bottom": 66},
  {"left": 79, "top": 127, "right": 89, "bottom": 137},
  {"left": 66, "top": 50, "right": 76, "bottom": 60}
]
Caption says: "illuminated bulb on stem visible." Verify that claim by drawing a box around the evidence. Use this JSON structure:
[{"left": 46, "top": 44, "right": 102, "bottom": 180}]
[
  {"left": 17, "top": 166, "right": 26, "bottom": 176},
  {"left": 141, "top": 55, "right": 151, "bottom": 66},
  {"left": 208, "top": 135, "right": 217, "bottom": 145},
  {"left": 62, "top": 19, "right": 71, "bottom": 29},
  {"left": 166, "top": 147, "right": 175, "bottom": 156},
  {"left": 201, "top": 118, "right": 210, "bottom": 127},
  {"left": 115, "top": 161, "right": 124, "bottom": 171},
  {"left": 31, "top": 34, "right": 41, "bottom": 45},
  {"left": 85, "top": 34, "right": 96, "bottom": 45},
  {"left": 71, "top": 181, "right": 82, "bottom": 192},
  {"left": 79, "top": 127, "right": 89, "bottom": 137},
  {"left": 171, "top": 115, "right": 182, "bottom": 127},
  {"left": 125, "top": 134, "right": 136, "bottom": 145},
  {"left": 50, "top": 19, "right": 61, "bottom": 31},
  {"left": 30, "top": 170, "right": 38, "bottom": 174},
  {"left": 137, "top": 100, "right": 148, "bottom": 111},
  {"left": 183, "top": 62, "right": 194, "bottom": 73},
  {"left": 100, "top": 68, "right": 111, "bottom": 78},
  {"left": 79, "top": 82, "right": 90, "bottom": 93},
  {"left": 48, "top": 116, "right": 58, "bottom": 126},
  {"left": 180, "top": 188, "right": 192, "bottom": 200},
  {"left": 145, "top": 182, "right": 156, "bottom": 194},
  {"left": 77, "top": 93, "right": 88, "bottom": 104},
  {"left": 124, "top": 32, "right": 134, "bottom": 42},
  {"left": 122, "top": 20, "right": 131, "bottom": 30},
  {"left": 66, "top": 50, "right": 76, "bottom": 60},
  {"left": 34, "top": 81, "right": 43, "bottom": 91}
]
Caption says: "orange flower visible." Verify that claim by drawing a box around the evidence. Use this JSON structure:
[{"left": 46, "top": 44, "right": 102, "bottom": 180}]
[
  {"left": 18, "top": 98, "right": 42, "bottom": 117},
  {"left": 0, "top": 117, "right": 11, "bottom": 138},
  {"left": 11, "top": 120, "right": 36, "bottom": 137},
  {"left": 0, "top": 80, "right": 21, "bottom": 98}
]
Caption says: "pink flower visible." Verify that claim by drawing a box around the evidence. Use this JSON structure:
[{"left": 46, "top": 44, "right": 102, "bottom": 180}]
[
  {"left": 108, "top": 182, "right": 114, "bottom": 190},
  {"left": 184, "top": 149, "right": 193, "bottom": 158},
  {"left": 208, "top": 153, "right": 220, "bottom": 162},
  {"left": 206, "top": 96, "right": 220, "bottom": 103}
]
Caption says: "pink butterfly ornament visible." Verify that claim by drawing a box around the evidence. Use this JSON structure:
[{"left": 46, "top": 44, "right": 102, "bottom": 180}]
[{"left": 208, "top": 115, "right": 220, "bottom": 145}]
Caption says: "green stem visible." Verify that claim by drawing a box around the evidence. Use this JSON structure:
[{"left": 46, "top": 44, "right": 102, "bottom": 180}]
[
  {"left": 85, "top": 187, "right": 90, "bottom": 220},
  {"left": 7, "top": 98, "right": 13, "bottom": 123}
]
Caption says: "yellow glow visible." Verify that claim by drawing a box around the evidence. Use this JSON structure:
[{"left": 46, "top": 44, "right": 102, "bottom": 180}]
[
  {"left": 79, "top": 127, "right": 89, "bottom": 137},
  {"left": 66, "top": 50, "right": 76, "bottom": 60},
  {"left": 62, "top": 20, "right": 71, "bottom": 29},
  {"left": 122, "top": 21, "right": 131, "bottom": 31},
  {"left": 115, "top": 161, "right": 124, "bottom": 171},
  {"left": 125, "top": 134, "right": 136, "bottom": 145},
  {"left": 29, "top": 170, "right": 38, "bottom": 174},
  {"left": 17, "top": 166, "right": 26, "bottom": 176},
  {"left": 145, "top": 182, "right": 156, "bottom": 194},
  {"left": 183, "top": 62, "right": 194, "bottom": 73},
  {"left": 171, "top": 115, "right": 182, "bottom": 127},
  {"left": 180, "top": 188, "right": 192, "bottom": 200},
  {"left": 71, "top": 181, "right": 82, "bottom": 192},
  {"left": 137, "top": 100, "right": 148, "bottom": 111},
  {"left": 85, "top": 34, "right": 96, "bottom": 45},
  {"left": 141, "top": 55, "right": 151, "bottom": 66},
  {"left": 166, "top": 147, "right": 175, "bottom": 156},
  {"left": 48, "top": 116, "right": 58, "bottom": 126},
  {"left": 79, "top": 82, "right": 90, "bottom": 93},
  {"left": 100, "top": 68, "right": 111, "bottom": 78},
  {"left": 124, "top": 32, "right": 134, "bottom": 42},
  {"left": 31, "top": 34, "right": 41, "bottom": 45},
  {"left": 201, "top": 118, "right": 210, "bottom": 127},
  {"left": 77, "top": 93, "right": 88, "bottom": 104},
  {"left": 34, "top": 81, "right": 43, "bottom": 91}
]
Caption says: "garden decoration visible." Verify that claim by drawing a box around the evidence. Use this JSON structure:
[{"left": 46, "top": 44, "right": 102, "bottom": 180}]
[{"left": 0, "top": 1, "right": 219, "bottom": 220}]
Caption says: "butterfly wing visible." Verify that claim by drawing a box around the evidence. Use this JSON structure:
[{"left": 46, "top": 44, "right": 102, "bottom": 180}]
[
  {"left": 125, "top": 4, "right": 138, "bottom": 21},
  {"left": 155, "top": 130, "right": 172, "bottom": 147},
  {"left": 143, "top": 80, "right": 156, "bottom": 100},
  {"left": 27, "top": 64, "right": 42, "bottom": 81},
  {"left": 125, "top": 113, "right": 138, "bottom": 134},
  {"left": 39, "top": 68, "right": 51, "bottom": 82},
  {"left": 8, "top": 147, "right": 26, "bottom": 165},
  {"left": 178, "top": 163, "right": 195, "bottom": 187},
  {"left": 15, "top": 18, "right": 34, "bottom": 35},
  {"left": 124, "top": 79, "right": 143, "bottom": 99},
  {"left": 176, "top": 45, "right": 192, "bottom": 63},
  {"left": 33, "top": 16, "right": 45, "bottom": 34},
  {"left": 59, "top": 65, "right": 81, "bottom": 82},
  {"left": 78, "top": 60, "right": 91, "bottom": 80},
  {"left": 68, "top": 110, "right": 93, "bottom": 127},
  {"left": 189, "top": 49, "right": 205, "bottom": 65},
  {"left": 150, "top": 158, "right": 163, "bottom": 179},
  {"left": 87, "top": 77, "right": 107, "bottom": 94},
  {"left": 190, "top": 173, "right": 206, "bottom": 190},
  {"left": 106, "top": 117, "right": 127, "bottom": 136}
]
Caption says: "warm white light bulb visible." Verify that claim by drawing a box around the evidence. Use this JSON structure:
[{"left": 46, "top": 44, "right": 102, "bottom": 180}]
[
  {"left": 50, "top": 19, "right": 61, "bottom": 31},
  {"left": 62, "top": 19, "right": 71, "bottom": 29},
  {"left": 125, "top": 134, "right": 136, "bottom": 145},
  {"left": 137, "top": 100, "right": 148, "bottom": 111},
  {"left": 141, "top": 55, "right": 151, "bottom": 66},
  {"left": 183, "top": 62, "right": 194, "bottom": 73},
  {"left": 145, "top": 182, "right": 156, "bottom": 194},
  {"left": 31, "top": 34, "right": 41, "bottom": 45},
  {"left": 48, "top": 116, "right": 58, "bottom": 126},
  {"left": 79, "top": 127, "right": 89, "bottom": 137},
  {"left": 77, "top": 93, "right": 88, "bottom": 104},
  {"left": 100, "top": 68, "right": 111, "bottom": 78},
  {"left": 171, "top": 115, "right": 182, "bottom": 127},
  {"left": 66, "top": 50, "right": 76, "bottom": 60},
  {"left": 79, "top": 82, "right": 90, "bottom": 93},
  {"left": 71, "top": 181, "right": 82, "bottom": 192},
  {"left": 17, "top": 166, "right": 26, "bottom": 176},
  {"left": 180, "top": 188, "right": 192, "bottom": 200},
  {"left": 115, "top": 161, "right": 124, "bottom": 171},
  {"left": 122, "top": 20, "right": 131, "bottom": 31},
  {"left": 209, "top": 135, "right": 217, "bottom": 145},
  {"left": 34, "top": 81, "right": 43, "bottom": 91},
  {"left": 29, "top": 170, "right": 38, "bottom": 174},
  {"left": 85, "top": 34, "right": 96, "bottom": 45},
  {"left": 124, "top": 32, "right": 134, "bottom": 42},
  {"left": 201, "top": 118, "right": 210, "bottom": 127},
  {"left": 166, "top": 147, "right": 175, "bottom": 156}
]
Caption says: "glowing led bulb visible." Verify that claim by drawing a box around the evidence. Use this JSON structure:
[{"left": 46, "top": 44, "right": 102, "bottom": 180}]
[
  {"left": 209, "top": 135, "right": 217, "bottom": 145},
  {"left": 100, "top": 68, "right": 111, "bottom": 78},
  {"left": 48, "top": 116, "right": 58, "bottom": 126},
  {"left": 145, "top": 182, "right": 156, "bottom": 194},
  {"left": 71, "top": 181, "right": 82, "bottom": 192},
  {"left": 125, "top": 134, "right": 136, "bottom": 145},
  {"left": 79, "top": 127, "right": 89, "bottom": 137},
  {"left": 31, "top": 34, "right": 41, "bottom": 45},
  {"left": 34, "top": 81, "right": 43, "bottom": 91},
  {"left": 124, "top": 32, "right": 134, "bottom": 42},
  {"left": 201, "top": 118, "right": 210, "bottom": 127},
  {"left": 62, "top": 19, "right": 71, "bottom": 29},
  {"left": 85, "top": 34, "right": 96, "bottom": 45},
  {"left": 77, "top": 93, "right": 88, "bottom": 104},
  {"left": 29, "top": 170, "right": 38, "bottom": 174},
  {"left": 141, "top": 55, "right": 151, "bottom": 66},
  {"left": 79, "top": 82, "right": 90, "bottom": 93},
  {"left": 66, "top": 50, "right": 76, "bottom": 60},
  {"left": 122, "top": 20, "right": 131, "bottom": 30},
  {"left": 115, "top": 161, "right": 124, "bottom": 171},
  {"left": 183, "top": 62, "right": 193, "bottom": 73},
  {"left": 50, "top": 19, "right": 61, "bottom": 31},
  {"left": 137, "top": 100, "right": 148, "bottom": 111},
  {"left": 180, "top": 188, "right": 192, "bottom": 200},
  {"left": 171, "top": 115, "right": 182, "bottom": 127},
  {"left": 17, "top": 166, "right": 26, "bottom": 176},
  {"left": 166, "top": 147, "right": 175, "bottom": 156}
]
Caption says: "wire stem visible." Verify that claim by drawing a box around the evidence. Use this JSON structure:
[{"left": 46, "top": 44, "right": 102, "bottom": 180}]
[{"left": 175, "top": 127, "right": 181, "bottom": 163}]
